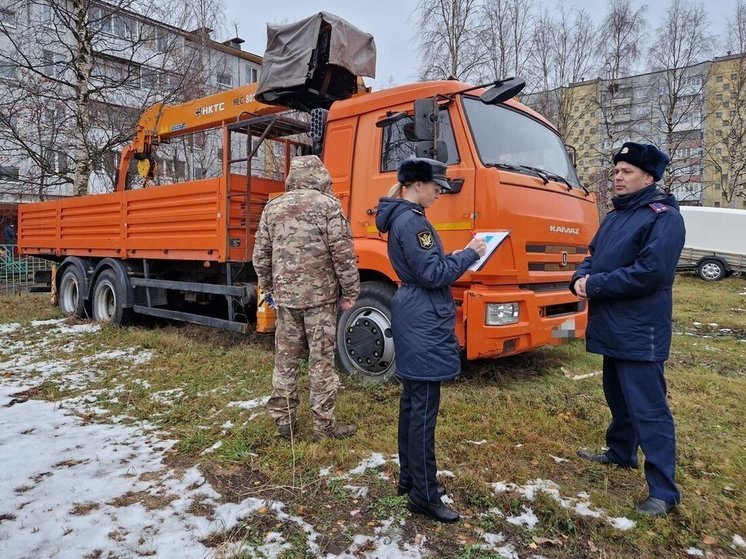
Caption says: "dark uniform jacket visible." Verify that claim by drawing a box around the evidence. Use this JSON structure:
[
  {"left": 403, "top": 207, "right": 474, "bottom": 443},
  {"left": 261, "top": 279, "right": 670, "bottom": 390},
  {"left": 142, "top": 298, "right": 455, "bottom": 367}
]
[
  {"left": 570, "top": 184, "right": 685, "bottom": 361},
  {"left": 376, "top": 197, "right": 479, "bottom": 381}
]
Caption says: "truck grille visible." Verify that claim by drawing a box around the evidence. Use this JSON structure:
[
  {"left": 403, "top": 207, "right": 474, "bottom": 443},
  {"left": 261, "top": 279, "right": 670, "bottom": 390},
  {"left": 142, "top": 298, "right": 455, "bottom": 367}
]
[{"left": 526, "top": 244, "right": 588, "bottom": 272}]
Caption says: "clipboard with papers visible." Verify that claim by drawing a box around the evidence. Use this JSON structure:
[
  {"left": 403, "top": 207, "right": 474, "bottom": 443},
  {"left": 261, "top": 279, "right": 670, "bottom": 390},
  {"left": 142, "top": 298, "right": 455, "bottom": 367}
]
[{"left": 467, "top": 231, "right": 510, "bottom": 272}]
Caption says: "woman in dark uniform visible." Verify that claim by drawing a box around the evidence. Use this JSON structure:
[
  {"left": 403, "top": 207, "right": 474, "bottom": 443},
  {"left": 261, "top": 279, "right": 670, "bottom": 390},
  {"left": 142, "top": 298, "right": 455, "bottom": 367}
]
[{"left": 375, "top": 158, "right": 486, "bottom": 523}]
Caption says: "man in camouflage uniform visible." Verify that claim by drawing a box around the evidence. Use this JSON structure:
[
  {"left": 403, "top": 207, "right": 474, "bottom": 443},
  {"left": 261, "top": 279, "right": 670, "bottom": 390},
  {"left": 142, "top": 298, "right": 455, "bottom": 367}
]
[{"left": 253, "top": 155, "right": 360, "bottom": 441}]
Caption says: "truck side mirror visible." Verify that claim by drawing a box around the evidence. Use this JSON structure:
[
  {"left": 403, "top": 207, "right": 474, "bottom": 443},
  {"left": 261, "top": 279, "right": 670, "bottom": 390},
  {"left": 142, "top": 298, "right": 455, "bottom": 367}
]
[
  {"left": 415, "top": 140, "right": 448, "bottom": 162},
  {"left": 480, "top": 77, "right": 526, "bottom": 104},
  {"left": 413, "top": 98, "right": 438, "bottom": 140}
]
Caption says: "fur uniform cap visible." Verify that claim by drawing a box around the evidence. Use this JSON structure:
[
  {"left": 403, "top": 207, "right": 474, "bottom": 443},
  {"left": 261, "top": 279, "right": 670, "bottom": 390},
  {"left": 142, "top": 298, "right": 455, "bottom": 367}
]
[
  {"left": 612, "top": 142, "right": 670, "bottom": 182},
  {"left": 397, "top": 158, "right": 451, "bottom": 191}
]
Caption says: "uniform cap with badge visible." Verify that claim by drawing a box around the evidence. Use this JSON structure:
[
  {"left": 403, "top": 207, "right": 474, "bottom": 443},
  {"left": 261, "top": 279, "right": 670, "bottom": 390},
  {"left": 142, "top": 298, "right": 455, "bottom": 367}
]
[
  {"left": 397, "top": 158, "right": 452, "bottom": 192},
  {"left": 612, "top": 142, "right": 670, "bottom": 182}
]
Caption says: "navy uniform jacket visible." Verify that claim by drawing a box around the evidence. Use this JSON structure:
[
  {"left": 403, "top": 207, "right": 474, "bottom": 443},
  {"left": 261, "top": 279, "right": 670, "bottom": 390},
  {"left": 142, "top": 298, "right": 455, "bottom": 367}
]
[
  {"left": 570, "top": 184, "right": 685, "bottom": 361},
  {"left": 376, "top": 197, "right": 479, "bottom": 381}
]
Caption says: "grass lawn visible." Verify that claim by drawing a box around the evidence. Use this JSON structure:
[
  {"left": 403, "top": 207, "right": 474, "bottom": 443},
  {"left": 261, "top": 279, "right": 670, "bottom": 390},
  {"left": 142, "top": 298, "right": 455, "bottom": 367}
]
[{"left": 1, "top": 274, "right": 744, "bottom": 558}]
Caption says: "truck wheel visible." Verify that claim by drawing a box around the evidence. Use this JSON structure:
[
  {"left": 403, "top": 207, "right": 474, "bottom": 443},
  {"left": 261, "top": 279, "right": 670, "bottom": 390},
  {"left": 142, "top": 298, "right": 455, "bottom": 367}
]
[
  {"left": 336, "top": 281, "right": 397, "bottom": 383},
  {"left": 58, "top": 267, "right": 87, "bottom": 318},
  {"left": 698, "top": 258, "right": 725, "bottom": 281},
  {"left": 92, "top": 269, "right": 131, "bottom": 325}
]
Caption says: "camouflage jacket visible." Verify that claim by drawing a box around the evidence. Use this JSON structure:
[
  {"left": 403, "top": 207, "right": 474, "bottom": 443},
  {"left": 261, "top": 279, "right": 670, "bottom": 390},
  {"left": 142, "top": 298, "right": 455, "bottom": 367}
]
[{"left": 253, "top": 155, "right": 360, "bottom": 309}]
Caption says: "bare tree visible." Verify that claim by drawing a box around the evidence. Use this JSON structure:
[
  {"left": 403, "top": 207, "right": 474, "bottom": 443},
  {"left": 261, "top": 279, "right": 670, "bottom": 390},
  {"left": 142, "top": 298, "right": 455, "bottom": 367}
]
[
  {"left": 528, "top": 5, "right": 596, "bottom": 136},
  {"left": 647, "top": 0, "right": 711, "bottom": 200},
  {"left": 592, "top": 0, "right": 648, "bottom": 214},
  {"left": 0, "top": 0, "right": 226, "bottom": 199},
  {"left": 478, "top": 0, "right": 534, "bottom": 82},
  {"left": 415, "top": 0, "right": 485, "bottom": 81}
]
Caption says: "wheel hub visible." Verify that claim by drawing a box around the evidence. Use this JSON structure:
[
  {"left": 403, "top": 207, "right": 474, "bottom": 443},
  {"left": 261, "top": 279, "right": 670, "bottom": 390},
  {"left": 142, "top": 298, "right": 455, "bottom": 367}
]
[{"left": 342, "top": 307, "right": 394, "bottom": 375}]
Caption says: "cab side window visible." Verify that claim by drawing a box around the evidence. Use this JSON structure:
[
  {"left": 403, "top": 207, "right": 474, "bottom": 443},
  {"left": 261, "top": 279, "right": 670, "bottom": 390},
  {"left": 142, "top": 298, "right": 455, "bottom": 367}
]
[{"left": 380, "top": 109, "right": 460, "bottom": 172}]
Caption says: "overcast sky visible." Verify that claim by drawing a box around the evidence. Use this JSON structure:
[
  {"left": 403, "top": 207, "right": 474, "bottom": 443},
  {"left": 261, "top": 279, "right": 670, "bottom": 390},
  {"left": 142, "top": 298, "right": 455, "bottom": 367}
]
[{"left": 221, "top": 0, "right": 736, "bottom": 90}]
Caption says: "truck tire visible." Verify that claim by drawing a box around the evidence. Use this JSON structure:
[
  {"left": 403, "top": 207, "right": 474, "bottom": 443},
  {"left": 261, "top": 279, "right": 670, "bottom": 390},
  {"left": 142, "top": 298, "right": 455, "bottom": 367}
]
[
  {"left": 336, "top": 281, "right": 397, "bottom": 383},
  {"left": 91, "top": 269, "right": 132, "bottom": 325},
  {"left": 58, "top": 266, "right": 87, "bottom": 318},
  {"left": 697, "top": 258, "right": 725, "bottom": 281}
]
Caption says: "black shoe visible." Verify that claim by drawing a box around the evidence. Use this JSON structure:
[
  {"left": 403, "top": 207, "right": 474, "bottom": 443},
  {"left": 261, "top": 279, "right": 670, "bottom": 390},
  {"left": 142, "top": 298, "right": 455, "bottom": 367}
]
[
  {"left": 577, "top": 449, "right": 637, "bottom": 469},
  {"left": 397, "top": 483, "right": 446, "bottom": 498},
  {"left": 407, "top": 495, "right": 460, "bottom": 523},
  {"left": 636, "top": 497, "right": 675, "bottom": 516}
]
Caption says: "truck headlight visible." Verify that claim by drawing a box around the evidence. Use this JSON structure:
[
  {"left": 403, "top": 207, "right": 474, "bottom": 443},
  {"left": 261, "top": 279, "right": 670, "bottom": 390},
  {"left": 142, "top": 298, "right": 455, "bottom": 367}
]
[{"left": 485, "top": 303, "right": 519, "bottom": 325}]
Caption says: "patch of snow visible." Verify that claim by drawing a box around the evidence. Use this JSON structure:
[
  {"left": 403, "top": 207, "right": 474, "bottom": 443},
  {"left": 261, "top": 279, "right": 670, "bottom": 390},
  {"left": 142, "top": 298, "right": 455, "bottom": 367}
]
[
  {"left": 348, "top": 453, "right": 388, "bottom": 476},
  {"left": 436, "top": 470, "right": 455, "bottom": 478},
  {"left": 608, "top": 517, "right": 636, "bottom": 531},
  {"left": 0, "top": 384, "right": 268, "bottom": 559},
  {"left": 150, "top": 387, "right": 184, "bottom": 405},
  {"left": 343, "top": 485, "right": 369, "bottom": 499},
  {"left": 465, "top": 439, "right": 488, "bottom": 445},
  {"left": 221, "top": 420, "right": 234, "bottom": 429},
  {"left": 550, "top": 454, "right": 569, "bottom": 463},
  {"left": 734, "top": 534, "right": 746, "bottom": 548},
  {"left": 227, "top": 396, "right": 270, "bottom": 410},
  {"left": 200, "top": 440, "right": 223, "bottom": 455},
  {"left": 506, "top": 506, "right": 539, "bottom": 530},
  {"left": 0, "top": 322, "right": 20, "bottom": 334},
  {"left": 489, "top": 478, "right": 636, "bottom": 531},
  {"left": 476, "top": 532, "right": 518, "bottom": 559},
  {"left": 686, "top": 548, "right": 705, "bottom": 556}
]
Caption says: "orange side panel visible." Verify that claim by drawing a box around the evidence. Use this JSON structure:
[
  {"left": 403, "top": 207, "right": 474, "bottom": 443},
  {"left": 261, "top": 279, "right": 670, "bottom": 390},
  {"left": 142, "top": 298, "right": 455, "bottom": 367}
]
[{"left": 21, "top": 180, "right": 226, "bottom": 261}]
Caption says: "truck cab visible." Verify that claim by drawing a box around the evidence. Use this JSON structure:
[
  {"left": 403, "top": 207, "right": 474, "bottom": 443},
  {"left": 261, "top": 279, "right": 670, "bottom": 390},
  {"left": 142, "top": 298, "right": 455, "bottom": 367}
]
[{"left": 324, "top": 80, "right": 598, "bottom": 379}]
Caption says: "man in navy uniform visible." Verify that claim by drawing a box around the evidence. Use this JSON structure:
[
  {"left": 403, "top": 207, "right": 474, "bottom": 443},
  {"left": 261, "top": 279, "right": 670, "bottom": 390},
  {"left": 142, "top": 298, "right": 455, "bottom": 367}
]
[{"left": 570, "top": 142, "right": 685, "bottom": 516}]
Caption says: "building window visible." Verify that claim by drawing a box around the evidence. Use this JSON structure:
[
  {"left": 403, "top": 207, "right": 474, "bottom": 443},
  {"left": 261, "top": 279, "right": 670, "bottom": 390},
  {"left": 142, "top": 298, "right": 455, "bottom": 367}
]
[
  {"left": 217, "top": 72, "right": 232, "bottom": 88},
  {"left": 141, "top": 66, "right": 158, "bottom": 89},
  {"left": 112, "top": 15, "right": 136, "bottom": 39},
  {"left": 0, "top": 165, "right": 20, "bottom": 181},
  {"left": 155, "top": 30, "right": 171, "bottom": 53},
  {"left": 0, "top": 7, "right": 16, "bottom": 28},
  {"left": 716, "top": 75, "right": 723, "bottom": 82},
  {"left": 0, "top": 62, "right": 16, "bottom": 80},
  {"left": 42, "top": 50, "right": 65, "bottom": 78}
]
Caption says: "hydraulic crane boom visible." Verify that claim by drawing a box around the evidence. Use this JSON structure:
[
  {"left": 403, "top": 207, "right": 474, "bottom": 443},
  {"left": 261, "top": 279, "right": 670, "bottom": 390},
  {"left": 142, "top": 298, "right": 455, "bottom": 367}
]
[{"left": 117, "top": 82, "right": 287, "bottom": 191}]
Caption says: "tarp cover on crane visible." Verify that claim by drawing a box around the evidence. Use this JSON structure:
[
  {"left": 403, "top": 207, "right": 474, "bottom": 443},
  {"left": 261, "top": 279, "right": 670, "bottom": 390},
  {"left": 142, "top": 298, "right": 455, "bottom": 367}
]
[{"left": 256, "top": 12, "right": 376, "bottom": 110}]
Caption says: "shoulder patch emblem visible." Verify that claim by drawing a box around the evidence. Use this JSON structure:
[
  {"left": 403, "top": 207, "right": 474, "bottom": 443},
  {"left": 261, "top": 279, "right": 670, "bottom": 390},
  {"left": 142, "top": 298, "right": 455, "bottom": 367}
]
[
  {"left": 648, "top": 202, "right": 668, "bottom": 213},
  {"left": 417, "top": 231, "right": 434, "bottom": 249}
]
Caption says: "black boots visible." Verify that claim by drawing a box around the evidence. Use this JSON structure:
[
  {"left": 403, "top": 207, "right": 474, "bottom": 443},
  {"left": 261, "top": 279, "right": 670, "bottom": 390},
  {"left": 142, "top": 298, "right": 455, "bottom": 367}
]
[
  {"left": 577, "top": 448, "right": 638, "bottom": 469},
  {"left": 407, "top": 494, "right": 460, "bottom": 523},
  {"left": 397, "top": 483, "right": 446, "bottom": 498},
  {"left": 636, "top": 497, "right": 676, "bottom": 516}
]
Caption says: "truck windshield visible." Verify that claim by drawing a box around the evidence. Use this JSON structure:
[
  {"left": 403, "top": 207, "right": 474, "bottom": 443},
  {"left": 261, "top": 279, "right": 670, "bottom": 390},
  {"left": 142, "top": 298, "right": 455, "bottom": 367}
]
[{"left": 462, "top": 96, "right": 582, "bottom": 189}]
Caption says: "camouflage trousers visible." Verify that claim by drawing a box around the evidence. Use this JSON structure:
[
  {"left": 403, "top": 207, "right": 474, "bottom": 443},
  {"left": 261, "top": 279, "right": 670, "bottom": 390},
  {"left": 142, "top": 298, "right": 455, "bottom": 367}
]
[{"left": 267, "top": 302, "right": 340, "bottom": 431}]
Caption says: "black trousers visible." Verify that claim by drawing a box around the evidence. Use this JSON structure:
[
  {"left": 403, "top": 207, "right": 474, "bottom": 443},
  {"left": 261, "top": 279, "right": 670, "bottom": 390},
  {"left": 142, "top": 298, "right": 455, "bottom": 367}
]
[
  {"left": 398, "top": 378, "right": 442, "bottom": 504},
  {"left": 603, "top": 357, "right": 680, "bottom": 504}
]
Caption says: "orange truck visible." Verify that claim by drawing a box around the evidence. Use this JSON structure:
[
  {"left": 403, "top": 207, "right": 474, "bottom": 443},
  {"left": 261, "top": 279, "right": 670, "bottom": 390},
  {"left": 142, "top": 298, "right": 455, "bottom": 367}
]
[{"left": 19, "top": 13, "right": 598, "bottom": 381}]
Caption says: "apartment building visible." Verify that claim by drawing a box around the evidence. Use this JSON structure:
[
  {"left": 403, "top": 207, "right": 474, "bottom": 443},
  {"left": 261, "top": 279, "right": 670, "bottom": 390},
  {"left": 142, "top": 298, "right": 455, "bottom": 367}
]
[
  {"left": 0, "top": 0, "right": 262, "bottom": 202},
  {"left": 524, "top": 53, "right": 746, "bottom": 209}
]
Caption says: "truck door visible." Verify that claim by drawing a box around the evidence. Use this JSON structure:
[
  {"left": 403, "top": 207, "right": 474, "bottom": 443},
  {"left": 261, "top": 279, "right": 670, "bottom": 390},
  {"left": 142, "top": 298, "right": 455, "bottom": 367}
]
[{"left": 351, "top": 104, "right": 475, "bottom": 252}]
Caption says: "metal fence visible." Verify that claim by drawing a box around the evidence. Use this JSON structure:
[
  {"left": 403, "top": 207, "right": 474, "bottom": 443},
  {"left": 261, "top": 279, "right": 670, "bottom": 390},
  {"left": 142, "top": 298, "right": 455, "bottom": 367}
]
[{"left": 0, "top": 244, "right": 52, "bottom": 295}]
